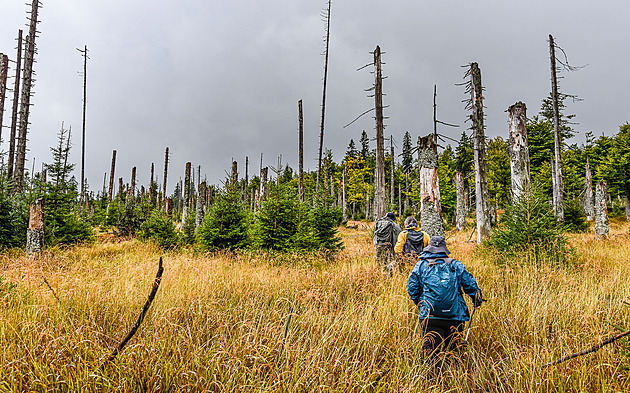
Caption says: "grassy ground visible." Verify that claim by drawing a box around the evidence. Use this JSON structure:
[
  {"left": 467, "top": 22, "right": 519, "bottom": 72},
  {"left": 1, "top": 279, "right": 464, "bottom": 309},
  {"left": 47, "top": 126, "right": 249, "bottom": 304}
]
[{"left": 0, "top": 220, "right": 629, "bottom": 392}]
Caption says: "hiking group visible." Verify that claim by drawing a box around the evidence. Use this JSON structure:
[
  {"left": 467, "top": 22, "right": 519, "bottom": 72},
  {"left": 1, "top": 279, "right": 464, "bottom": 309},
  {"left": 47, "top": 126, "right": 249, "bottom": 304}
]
[{"left": 373, "top": 212, "right": 484, "bottom": 364}]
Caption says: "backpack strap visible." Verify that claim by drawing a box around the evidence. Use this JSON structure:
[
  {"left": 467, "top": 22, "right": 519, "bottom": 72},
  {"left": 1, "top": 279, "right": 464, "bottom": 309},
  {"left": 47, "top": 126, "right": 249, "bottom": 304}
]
[{"left": 425, "top": 257, "right": 454, "bottom": 266}]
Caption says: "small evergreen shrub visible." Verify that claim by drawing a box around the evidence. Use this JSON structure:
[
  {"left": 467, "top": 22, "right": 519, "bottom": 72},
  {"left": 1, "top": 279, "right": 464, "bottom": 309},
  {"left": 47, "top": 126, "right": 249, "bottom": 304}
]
[
  {"left": 311, "top": 198, "right": 343, "bottom": 252},
  {"left": 489, "top": 185, "right": 570, "bottom": 264},
  {"left": 0, "top": 192, "right": 28, "bottom": 249},
  {"left": 562, "top": 199, "right": 589, "bottom": 233},
  {"left": 137, "top": 211, "right": 178, "bottom": 249},
  {"left": 197, "top": 186, "right": 249, "bottom": 250}
]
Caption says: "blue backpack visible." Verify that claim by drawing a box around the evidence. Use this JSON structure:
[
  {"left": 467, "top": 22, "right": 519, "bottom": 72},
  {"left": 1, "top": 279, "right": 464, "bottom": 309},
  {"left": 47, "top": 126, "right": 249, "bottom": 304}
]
[{"left": 420, "top": 257, "right": 460, "bottom": 318}]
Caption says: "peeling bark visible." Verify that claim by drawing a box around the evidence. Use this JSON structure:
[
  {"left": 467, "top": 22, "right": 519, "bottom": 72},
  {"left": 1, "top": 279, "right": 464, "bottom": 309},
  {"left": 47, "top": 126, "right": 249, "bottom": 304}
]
[
  {"left": 584, "top": 158, "right": 593, "bottom": 221},
  {"left": 260, "top": 167, "right": 268, "bottom": 200},
  {"left": 508, "top": 102, "right": 530, "bottom": 200},
  {"left": 195, "top": 181, "right": 207, "bottom": 233},
  {"left": 418, "top": 134, "right": 444, "bottom": 237},
  {"left": 7, "top": 30, "right": 22, "bottom": 183},
  {"left": 26, "top": 198, "right": 44, "bottom": 254}
]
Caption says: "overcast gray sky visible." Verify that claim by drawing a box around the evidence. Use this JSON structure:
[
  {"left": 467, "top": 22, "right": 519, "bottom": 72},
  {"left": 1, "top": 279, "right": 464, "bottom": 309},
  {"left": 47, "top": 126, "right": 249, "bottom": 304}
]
[{"left": 1, "top": 0, "right": 628, "bottom": 194}]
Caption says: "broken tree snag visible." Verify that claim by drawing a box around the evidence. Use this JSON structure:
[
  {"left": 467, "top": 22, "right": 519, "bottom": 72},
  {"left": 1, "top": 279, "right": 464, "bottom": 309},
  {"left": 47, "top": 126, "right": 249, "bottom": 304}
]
[
  {"left": 0, "top": 54, "right": 8, "bottom": 142},
  {"left": 260, "top": 167, "right": 268, "bottom": 200},
  {"left": 342, "top": 166, "right": 348, "bottom": 222},
  {"left": 162, "top": 147, "right": 169, "bottom": 210},
  {"left": 231, "top": 160, "right": 238, "bottom": 186},
  {"left": 549, "top": 34, "right": 565, "bottom": 222},
  {"left": 584, "top": 157, "right": 593, "bottom": 221},
  {"left": 373, "top": 45, "right": 387, "bottom": 219},
  {"left": 7, "top": 30, "right": 23, "bottom": 184},
  {"left": 182, "top": 162, "right": 191, "bottom": 226},
  {"left": 454, "top": 172, "right": 466, "bottom": 231},
  {"left": 390, "top": 135, "right": 395, "bottom": 207},
  {"left": 26, "top": 198, "right": 44, "bottom": 255},
  {"left": 417, "top": 134, "right": 444, "bottom": 237},
  {"left": 104, "top": 257, "right": 164, "bottom": 365},
  {"left": 469, "top": 62, "right": 491, "bottom": 242},
  {"left": 129, "top": 167, "right": 137, "bottom": 202},
  {"left": 298, "top": 99, "right": 304, "bottom": 199},
  {"left": 508, "top": 102, "right": 531, "bottom": 200},
  {"left": 107, "top": 150, "right": 117, "bottom": 205},
  {"left": 594, "top": 180, "right": 609, "bottom": 239},
  {"left": 625, "top": 195, "right": 630, "bottom": 221},
  {"left": 195, "top": 181, "right": 207, "bottom": 233}
]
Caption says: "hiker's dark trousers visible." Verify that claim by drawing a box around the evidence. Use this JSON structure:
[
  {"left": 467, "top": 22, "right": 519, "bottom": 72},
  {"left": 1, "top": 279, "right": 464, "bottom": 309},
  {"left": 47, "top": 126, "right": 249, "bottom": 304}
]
[{"left": 421, "top": 318, "right": 464, "bottom": 359}]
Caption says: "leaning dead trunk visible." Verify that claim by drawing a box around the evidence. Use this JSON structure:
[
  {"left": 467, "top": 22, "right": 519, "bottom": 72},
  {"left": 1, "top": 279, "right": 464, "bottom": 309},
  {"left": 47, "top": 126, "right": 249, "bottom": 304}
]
[
  {"left": 454, "top": 172, "right": 466, "bottom": 231},
  {"left": 508, "top": 102, "right": 531, "bottom": 200},
  {"left": 584, "top": 157, "right": 593, "bottom": 221},
  {"left": 418, "top": 134, "right": 444, "bottom": 237},
  {"left": 594, "top": 180, "right": 609, "bottom": 239},
  {"left": 26, "top": 198, "right": 44, "bottom": 254},
  {"left": 373, "top": 45, "right": 386, "bottom": 219},
  {"left": 0, "top": 54, "right": 9, "bottom": 143},
  {"left": 469, "top": 62, "right": 491, "bottom": 242}
]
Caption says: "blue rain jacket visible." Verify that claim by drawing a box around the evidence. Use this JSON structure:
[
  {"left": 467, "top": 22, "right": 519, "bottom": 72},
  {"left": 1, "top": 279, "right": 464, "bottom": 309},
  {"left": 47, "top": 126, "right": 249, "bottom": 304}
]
[{"left": 407, "top": 251, "right": 482, "bottom": 321}]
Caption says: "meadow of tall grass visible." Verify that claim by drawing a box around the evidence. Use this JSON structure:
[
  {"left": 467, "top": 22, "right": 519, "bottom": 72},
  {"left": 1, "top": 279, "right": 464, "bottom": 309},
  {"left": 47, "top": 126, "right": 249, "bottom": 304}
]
[{"left": 0, "top": 220, "right": 629, "bottom": 392}]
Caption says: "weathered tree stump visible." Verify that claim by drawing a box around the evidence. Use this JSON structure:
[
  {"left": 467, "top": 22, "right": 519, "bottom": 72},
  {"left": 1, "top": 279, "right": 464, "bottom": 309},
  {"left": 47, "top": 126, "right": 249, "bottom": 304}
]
[
  {"left": 508, "top": 102, "right": 530, "bottom": 200},
  {"left": 594, "top": 180, "right": 609, "bottom": 239},
  {"left": 26, "top": 198, "right": 44, "bottom": 255},
  {"left": 418, "top": 134, "right": 444, "bottom": 237}
]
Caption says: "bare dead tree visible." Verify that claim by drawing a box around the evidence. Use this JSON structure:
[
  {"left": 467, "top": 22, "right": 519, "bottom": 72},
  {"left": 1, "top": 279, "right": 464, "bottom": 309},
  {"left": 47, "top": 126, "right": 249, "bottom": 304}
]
[
  {"left": 130, "top": 167, "right": 137, "bottom": 202},
  {"left": 508, "top": 102, "right": 531, "bottom": 200},
  {"left": 182, "top": 162, "right": 191, "bottom": 226},
  {"left": 77, "top": 45, "right": 88, "bottom": 208},
  {"left": 231, "top": 160, "right": 238, "bottom": 186},
  {"left": 584, "top": 157, "right": 593, "bottom": 222},
  {"left": 14, "top": 0, "right": 41, "bottom": 191},
  {"left": 374, "top": 45, "right": 386, "bottom": 220},
  {"left": 465, "top": 62, "right": 491, "bottom": 242},
  {"left": 390, "top": 135, "right": 395, "bottom": 208},
  {"left": 549, "top": 34, "right": 564, "bottom": 221},
  {"left": 418, "top": 134, "right": 444, "bottom": 237},
  {"left": 0, "top": 54, "right": 9, "bottom": 145},
  {"left": 298, "top": 99, "right": 304, "bottom": 198},
  {"left": 7, "top": 30, "right": 23, "bottom": 183},
  {"left": 195, "top": 181, "right": 207, "bottom": 233},
  {"left": 316, "top": 0, "right": 332, "bottom": 195},
  {"left": 342, "top": 165, "right": 347, "bottom": 221},
  {"left": 455, "top": 172, "right": 466, "bottom": 231},
  {"left": 260, "top": 167, "right": 268, "bottom": 200},
  {"left": 162, "top": 147, "right": 169, "bottom": 210},
  {"left": 107, "top": 150, "right": 117, "bottom": 206},
  {"left": 26, "top": 198, "right": 44, "bottom": 255},
  {"left": 595, "top": 180, "right": 609, "bottom": 239}
]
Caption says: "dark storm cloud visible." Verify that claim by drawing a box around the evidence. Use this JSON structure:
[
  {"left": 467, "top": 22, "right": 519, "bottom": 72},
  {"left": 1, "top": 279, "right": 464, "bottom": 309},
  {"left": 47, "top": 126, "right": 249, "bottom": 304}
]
[{"left": 1, "top": 0, "right": 628, "bottom": 193}]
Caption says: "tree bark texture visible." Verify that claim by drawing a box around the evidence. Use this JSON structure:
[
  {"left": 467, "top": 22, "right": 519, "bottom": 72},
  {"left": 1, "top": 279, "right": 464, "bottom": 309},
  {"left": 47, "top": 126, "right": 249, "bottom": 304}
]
[
  {"left": 584, "top": 157, "right": 593, "bottom": 221},
  {"left": 549, "top": 34, "right": 565, "bottom": 221},
  {"left": 26, "top": 198, "right": 44, "bottom": 254},
  {"left": 162, "top": 147, "right": 169, "bottom": 210},
  {"left": 14, "top": 0, "right": 40, "bottom": 191},
  {"left": 260, "top": 167, "right": 268, "bottom": 200},
  {"left": 508, "top": 102, "right": 531, "bottom": 200},
  {"left": 0, "top": 54, "right": 9, "bottom": 143},
  {"left": 182, "top": 162, "right": 191, "bottom": 226},
  {"left": 80, "top": 45, "right": 88, "bottom": 207},
  {"left": 594, "top": 180, "right": 609, "bottom": 239},
  {"left": 7, "top": 30, "right": 22, "bottom": 183},
  {"left": 374, "top": 45, "right": 386, "bottom": 220},
  {"left": 455, "top": 172, "right": 466, "bottom": 231},
  {"left": 195, "top": 181, "right": 207, "bottom": 233},
  {"left": 316, "top": 0, "right": 331, "bottom": 195},
  {"left": 417, "top": 135, "right": 444, "bottom": 237},
  {"left": 470, "top": 62, "right": 491, "bottom": 242},
  {"left": 342, "top": 166, "right": 347, "bottom": 221},
  {"left": 231, "top": 160, "right": 238, "bottom": 186}
]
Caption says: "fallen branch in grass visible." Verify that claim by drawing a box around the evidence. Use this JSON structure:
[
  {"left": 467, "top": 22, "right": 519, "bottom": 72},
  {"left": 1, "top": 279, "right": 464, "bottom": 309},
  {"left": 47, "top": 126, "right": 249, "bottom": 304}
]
[
  {"left": 277, "top": 302, "right": 294, "bottom": 365},
  {"left": 42, "top": 275, "right": 62, "bottom": 304},
  {"left": 542, "top": 328, "right": 630, "bottom": 368},
  {"left": 103, "top": 257, "right": 164, "bottom": 365}
]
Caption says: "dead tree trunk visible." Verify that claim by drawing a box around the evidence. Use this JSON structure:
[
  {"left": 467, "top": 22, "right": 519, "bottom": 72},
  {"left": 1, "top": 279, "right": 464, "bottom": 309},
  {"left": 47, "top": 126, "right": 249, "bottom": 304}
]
[
  {"left": 549, "top": 34, "right": 565, "bottom": 221},
  {"left": 260, "top": 167, "right": 268, "bottom": 200},
  {"left": 418, "top": 134, "right": 444, "bottom": 237},
  {"left": 79, "top": 45, "right": 88, "bottom": 208},
  {"left": 625, "top": 195, "right": 630, "bottom": 221},
  {"left": 390, "top": 135, "right": 395, "bottom": 208},
  {"left": 245, "top": 156, "right": 249, "bottom": 201},
  {"left": 316, "top": 0, "right": 332, "bottom": 195},
  {"left": 298, "top": 99, "right": 304, "bottom": 199},
  {"left": 373, "top": 45, "right": 386, "bottom": 220},
  {"left": 14, "top": 0, "right": 40, "bottom": 191},
  {"left": 469, "top": 62, "right": 491, "bottom": 242},
  {"left": 118, "top": 178, "right": 124, "bottom": 202},
  {"left": 195, "top": 181, "right": 207, "bottom": 233},
  {"left": 231, "top": 160, "right": 238, "bottom": 186},
  {"left": 342, "top": 166, "right": 347, "bottom": 221},
  {"left": 398, "top": 182, "right": 402, "bottom": 217},
  {"left": 508, "top": 102, "right": 531, "bottom": 200},
  {"left": 584, "top": 157, "right": 593, "bottom": 221},
  {"left": 0, "top": 54, "right": 9, "bottom": 145},
  {"left": 162, "top": 147, "right": 169, "bottom": 210},
  {"left": 107, "top": 150, "right": 117, "bottom": 205},
  {"left": 26, "top": 198, "right": 44, "bottom": 254},
  {"left": 182, "top": 162, "right": 191, "bottom": 226},
  {"left": 7, "top": 30, "right": 23, "bottom": 184},
  {"left": 594, "top": 180, "right": 609, "bottom": 239},
  {"left": 130, "top": 167, "right": 137, "bottom": 203},
  {"left": 455, "top": 172, "right": 466, "bottom": 231}
]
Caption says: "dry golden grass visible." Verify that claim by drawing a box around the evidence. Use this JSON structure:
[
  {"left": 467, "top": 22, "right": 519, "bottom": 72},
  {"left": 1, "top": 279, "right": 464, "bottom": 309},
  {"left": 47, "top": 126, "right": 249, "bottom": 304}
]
[{"left": 0, "top": 221, "right": 628, "bottom": 392}]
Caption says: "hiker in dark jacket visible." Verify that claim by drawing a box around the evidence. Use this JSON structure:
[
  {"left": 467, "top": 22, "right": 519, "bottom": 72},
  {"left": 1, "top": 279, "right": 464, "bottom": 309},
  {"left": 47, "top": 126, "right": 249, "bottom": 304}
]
[
  {"left": 407, "top": 236, "right": 483, "bottom": 360},
  {"left": 373, "top": 212, "right": 402, "bottom": 265}
]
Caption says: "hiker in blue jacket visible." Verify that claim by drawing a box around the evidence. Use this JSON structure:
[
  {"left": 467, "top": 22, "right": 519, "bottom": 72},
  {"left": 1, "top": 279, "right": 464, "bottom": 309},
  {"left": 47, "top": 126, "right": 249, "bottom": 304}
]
[{"left": 407, "top": 236, "right": 483, "bottom": 360}]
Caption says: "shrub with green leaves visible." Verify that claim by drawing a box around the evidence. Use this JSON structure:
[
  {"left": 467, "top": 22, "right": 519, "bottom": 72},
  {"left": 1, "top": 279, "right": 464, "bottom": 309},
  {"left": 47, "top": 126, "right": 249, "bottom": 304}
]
[
  {"left": 489, "top": 185, "right": 569, "bottom": 264},
  {"left": 197, "top": 186, "right": 249, "bottom": 250},
  {"left": 137, "top": 211, "right": 178, "bottom": 249},
  {"left": 0, "top": 192, "right": 28, "bottom": 249},
  {"left": 563, "top": 199, "right": 589, "bottom": 233},
  {"left": 311, "top": 198, "right": 343, "bottom": 252}
]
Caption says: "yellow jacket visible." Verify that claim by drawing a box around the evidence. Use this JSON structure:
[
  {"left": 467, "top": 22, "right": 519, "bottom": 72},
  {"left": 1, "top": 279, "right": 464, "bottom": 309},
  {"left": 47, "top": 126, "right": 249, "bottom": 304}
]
[{"left": 394, "top": 226, "right": 430, "bottom": 254}]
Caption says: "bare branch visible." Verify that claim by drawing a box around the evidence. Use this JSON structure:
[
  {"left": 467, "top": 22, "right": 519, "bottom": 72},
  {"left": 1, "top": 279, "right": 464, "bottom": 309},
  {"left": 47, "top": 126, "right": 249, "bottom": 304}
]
[{"left": 343, "top": 107, "right": 375, "bottom": 128}]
